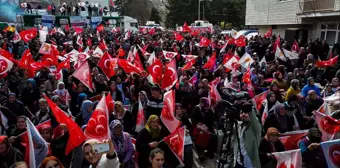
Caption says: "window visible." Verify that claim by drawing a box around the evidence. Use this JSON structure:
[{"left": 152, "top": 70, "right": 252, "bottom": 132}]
[{"left": 320, "top": 22, "right": 340, "bottom": 46}]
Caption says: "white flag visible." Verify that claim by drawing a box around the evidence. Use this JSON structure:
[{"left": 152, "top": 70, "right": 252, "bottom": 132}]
[
  {"left": 320, "top": 139, "right": 340, "bottom": 168},
  {"left": 275, "top": 47, "right": 287, "bottom": 62},
  {"left": 273, "top": 149, "right": 302, "bottom": 168}
]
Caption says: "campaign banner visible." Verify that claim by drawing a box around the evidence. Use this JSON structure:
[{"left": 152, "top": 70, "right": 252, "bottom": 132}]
[
  {"left": 41, "top": 15, "right": 55, "bottom": 28},
  {"left": 70, "top": 16, "right": 87, "bottom": 27},
  {"left": 91, "top": 17, "right": 102, "bottom": 28}
]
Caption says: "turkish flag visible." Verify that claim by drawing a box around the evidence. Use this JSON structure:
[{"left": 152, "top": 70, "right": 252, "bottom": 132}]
[
  {"left": 99, "top": 39, "right": 108, "bottom": 51},
  {"left": 222, "top": 50, "right": 234, "bottom": 65},
  {"left": 13, "top": 30, "right": 21, "bottom": 43},
  {"left": 44, "top": 94, "right": 86, "bottom": 155},
  {"left": 190, "top": 30, "right": 200, "bottom": 37},
  {"left": 317, "top": 102, "right": 332, "bottom": 116},
  {"left": 210, "top": 78, "right": 222, "bottom": 106},
  {"left": 97, "top": 52, "right": 116, "bottom": 79},
  {"left": 118, "top": 59, "right": 143, "bottom": 74},
  {"left": 19, "top": 28, "right": 38, "bottom": 43},
  {"left": 96, "top": 24, "right": 104, "bottom": 32},
  {"left": 264, "top": 27, "right": 272, "bottom": 38},
  {"left": 315, "top": 56, "right": 338, "bottom": 68},
  {"left": 41, "top": 54, "right": 58, "bottom": 66},
  {"left": 163, "top": 126, "right": 185, "bottom": 163},
  {"left": 189, "top": 72, "right": 198, "bottom": 86},
  {"left": 174, "top": 32, "right": 184, "bottom": 41},
  {"left": 235, "top": 35, "right": 247, "bottom": 47},
  {"left": 17, "top": 120, "right": 51, "bottom": 144},
  {"left": 84, "top": 94, "right": 110, "bottom": 140},
  {"left": 161, "top": 59, "right": 178, "bottom": 91},
  {"left": 161, "top": 90, "right": 181, "bottom": 133},
  {"left": 252, "top": 91, "right": 269, "bottom": 112},
  {"left": 203, "top": 51, "right": 216, "bottom": 70},
  {"left": 147, "top": 59, "right": 163, "bottom": 84},
  {"left": 182, "top": 57, "right": 197, "bottom": 71},
  {"left": 163, "top": 51, "right": 177, "bottom": 60},
  {"left": 86, "top": 38, "right": 93, "bottom": 47},
  {"left": 0, "top": 48, "right": 16, "bottom": 64},
  {"left": 72, "top": 61, "right": 94, "bottom": 92},
  {"left": 291, "top": 40, "right": 300, "bottom": 53},
  {"left": 320, "top": 139, "right": 340, "bottom": 168},
  {"left": 135, "top": 99, "right": 145, "bottom": 132},
  {"left": 73, "top": 26, "right": 83, "bottom": 35},
  {"left": 76, "top": 35, "right": 83, "bottom": 47},
  {"left": 273, "top": 149, "right": 302, "bottom": 168},
  {"left": 183, "top": 22, "right": 191, "bottom": 32},
  {"left": 279, "top": 130, "right": 308, "bottom": 150},
  {"left": 199, "top": 37, "right": 211, "bottom": 47},
  {"left": 133, "top": 50, "right": 144, "bottom": 70},
  {"left": 57, "top": 56, "right": 71, "bottom": 71},
  {"left": 0, "top": 55, "right": 14, "bottom": 75},
  {"left": 242, "top": 68, "right": 251, "bottom": 84},
  {"left": 315, "top": 111, "right": 340, "bottom": 141},
  {"left": 273, "top": 35, "right": 281, "bottom": 52},
  {"left": 117, "top": 47, "right": 125, "bottom": 57}
]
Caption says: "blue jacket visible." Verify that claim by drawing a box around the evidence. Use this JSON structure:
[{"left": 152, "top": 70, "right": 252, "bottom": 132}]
[{"left": 301, "top": 84, "right": 321, "bottom": 97}]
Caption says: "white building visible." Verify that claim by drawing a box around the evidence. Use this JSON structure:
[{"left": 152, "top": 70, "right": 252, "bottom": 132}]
[{"left": 246, "top": 0, "right": 340, "bottom": 45}]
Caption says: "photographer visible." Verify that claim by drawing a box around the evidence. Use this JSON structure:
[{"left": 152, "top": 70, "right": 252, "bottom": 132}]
[{"left": 229, "top": 101, "right": 262, "bottom": 168}]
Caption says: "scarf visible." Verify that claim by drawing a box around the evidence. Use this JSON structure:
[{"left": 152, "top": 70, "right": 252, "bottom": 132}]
[
  {"left": 55, "top": 82, "right": 66, "bottom": 96},
  {"left": 81, "top": 100, "right": 93, "bottom": 124},
  {"left": 274, "top": 103, "right": 288, "bottom": 132},
  {"left": 145, "top": 115, "right": 161, "bottom": 139},
  {"left": 109, "top": 120, "right": 126, "bottom": 157}
]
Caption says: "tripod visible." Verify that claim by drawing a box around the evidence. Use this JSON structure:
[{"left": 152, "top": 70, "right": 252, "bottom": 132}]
[{"left": 216, "top": 113, "right": 244, "bottom": 168}]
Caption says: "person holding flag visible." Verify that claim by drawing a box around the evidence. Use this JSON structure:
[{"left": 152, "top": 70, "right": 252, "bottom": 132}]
[{"left": 298, "top": 127, "right": 327, "bottom": 168}]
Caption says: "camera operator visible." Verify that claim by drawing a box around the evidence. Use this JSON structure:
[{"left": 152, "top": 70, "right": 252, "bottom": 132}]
[{"left": 229, "top": 101, "right": 262, "bottom": 168}]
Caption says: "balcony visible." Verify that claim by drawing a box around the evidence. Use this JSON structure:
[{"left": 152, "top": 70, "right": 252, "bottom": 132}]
[{"left": 299, "top": 0, "right": 335, "bottom": 13}]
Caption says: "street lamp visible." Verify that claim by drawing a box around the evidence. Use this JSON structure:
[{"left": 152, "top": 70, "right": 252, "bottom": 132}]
[{"left": 198, "top": 0, "right": 212, "bottom": 21}]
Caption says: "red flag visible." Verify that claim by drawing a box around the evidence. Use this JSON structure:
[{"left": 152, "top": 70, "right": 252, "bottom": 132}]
[
  {"left": 0, "top": 48, "right": 17, "bottom": 64},
  {"left": 118, "top": 59, "right": 143, "bottom": 74},
  {"left": 183, "top": 22, "right": 191, "bottom": 32},
  {"left": 190, "top": 30, "right": 200, "bottom": 37},
  {"left": 147, "top": 59, "right": 163, "bottom": 84},
  {"left": 235, "top": 35, "right": 247, "bottom": 47},
  {"left": 76, "top": 35, "right": 83, "bottom": 47},
  {"left": 72, "top": 61, "right": 94, "bottom": 92},
  {"left": 44, "top": 94, "right": 86, "bottom": 155},
  {"left": 264, "top": 27, "right": 272, "bottom": 38},
  {"left": 199, "top": 37, "right": 211, "bottom": 47},
  {"left": 86, "top": 38, "right": 93, "bottom": 47},
  {"left": 109, "top": 0, "right": 115, "bottom": 7},
  {"left": 252, "top": 91, "right": 269, "bottom": 112},
  {"left": 106, "top": 93, "right": 114, "bottom": 113},
  {"left": 273, "top": 35, "right": 281, "bottom": 52},
  {"left": 163, "top": 126, "right": 185, "bottom": 163},
  {"left": 242, "top": 68, "right": 251, "bottom": 84},
  {"left": 210, "top": 78, "right": 222, "bottom": 106},
  {"left": 13, "top": 30, "right": 22, "bottom": 43},
  {"left": 315, "top": 112, "right": 340, "bottom": 141},
  {"left": 97, "top": 52, "right": 117, "bottom": 79},
  {"left": 19, "top": 28, "right": 37, "bottom": 43},
  {"left": 133, "top": 50, "right": 144, "bottom": 70},
  {"left": 174, "top": 32, "right": 184, "bottom": 41},
  {"left": 203, "top": 51, "right": 216, "bottom": 69},
  {"left": 73, "top": 26, "right": 83, "bottom": 35},
  {"left": 291, "top": 40, "right": 300, "bottom": 53},
  {"left": 163, "top": 51, "right": 177, "bottom": 60},
  {"left": 0, "top": 55, "right": 14, "bottom": 75},
  {"left": 161, "top": 90, "right": 181, "bottom": 133},
  {"left": 182, "top": 57, "right": 197, "bottom": 71},
  {"left": 17, "top": 120, "right": 51, "bottom": 144},
  {"left": 315, "top": 56, "right": 338, "bottom": 68},
  {"left": 96, "top": 24, "right": 104, "bottom": 32},
  {"left": 135, "top": 98, "right": 145, "bottom": 132},
  {"left": 41, "top": 54, "right": 58, "bottom": 66},
  {"left": 65, "top": 25, "right": 70, "bottom": 32},
  {"left": 279, "top": 130, "right": 309, "bottom": 150},
  {"left": 84, "top": 94, "right": 110, "bottom": 140},
  {"left": 161, "top": 59, "right": 178, "bottom": 91},
  {"left": 117, "top": 47, "right": 125, "bottom": 57},
  {"left": 273, "top": 149, "right": 302, "bottom": 168},
  {"left": 149, "top": 27, "right": 156, "bottom": 35},
  {"left": 57, "top": 56, "right": 71, "bottom": 71}
]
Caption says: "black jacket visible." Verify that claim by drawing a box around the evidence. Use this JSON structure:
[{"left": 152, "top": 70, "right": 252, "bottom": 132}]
[
  {"left": 259, "top": 138, "right": 285, "bottom": 168},
  {"left": 264, "top": 113, "right": 293, "bottom": 133}
]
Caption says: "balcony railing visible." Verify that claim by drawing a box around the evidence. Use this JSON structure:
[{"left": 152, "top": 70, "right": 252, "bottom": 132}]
[{"left": 299, "top": 0, "right": 335, "bottom": 12}]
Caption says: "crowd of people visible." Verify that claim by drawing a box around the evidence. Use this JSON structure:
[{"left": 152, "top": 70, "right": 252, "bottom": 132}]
[{"left": 0, "top": 22, "right": 339, "bottom": 168}]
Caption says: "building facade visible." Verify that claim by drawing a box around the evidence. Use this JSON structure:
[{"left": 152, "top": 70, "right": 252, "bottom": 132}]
[{"left": 246, "top": 0, "right": 340, "bottom": 45}]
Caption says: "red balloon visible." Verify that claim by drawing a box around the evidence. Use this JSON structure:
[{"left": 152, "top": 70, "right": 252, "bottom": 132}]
[{"left": 48, "top": 5, "right": 52, "bottom": 11}]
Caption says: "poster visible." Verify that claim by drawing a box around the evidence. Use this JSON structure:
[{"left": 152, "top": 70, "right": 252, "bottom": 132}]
[
  {"left": 70, "top": 16, "right": 87, "bottom": 27},
  {"left": 91, "top": 17, "right": 102, "bottom": 28},
  {"left": 41, "top": 15, "right": 55, "bottom": 28}
]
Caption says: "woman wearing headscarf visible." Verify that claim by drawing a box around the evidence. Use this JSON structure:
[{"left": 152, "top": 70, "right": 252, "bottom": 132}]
[
  {"left": 260, "top": 92, "right": 280, "bottom": 124},
  {"left": 301, "top": 77, "right": 321, "bottom": 97},
  {"left": 4, "top": 93, "right": 25, "bottom": 117},
  {"left": 82, "top": 139, "right": 120, "bottom": 168},
  {"left": 264, "top": 103, "right": 294, "bottom": 133},
  {"left": 53, "top": 82, "right": 70, "bottom": 106},
  {"left": 109, "top": 81, "right": 123, "bottom": 102},
  {"left": 0, "top": 136, "right": 24, "bottom": 168},
  {"left": 21, "top": 78, "right": 40, "bottom": 113},
  {"left": 299, "top": 127, "right": 327, "bottom": 168},
  {"left": 304, "top": 90, "right": 323, "bottom": 128},
  {"left": 285, "top": 79, "right": 300, "bottom": 101},
  {"left": 272, "top": 72, "right": 289, "bottom": 90},
  {"left": 269, "top": 83, "right": 283, "bottom": 102},
  {"left": 109, "top": 120, "right": 134, "bottom": 168},
  {"left": 110, "top": 101, "right": 133, "bottom": 134},
  {"left": 131, "top": 91, "right": 148, "bottom": 133},
  {"left": 75, "top": 100, "right": 94, "bottom": 127},
  {"left": 259, "top": 127, "right": 285, "bottom": 168},
  {"left": 136, "top": 115, "right": 163, "bottom": 168}
]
